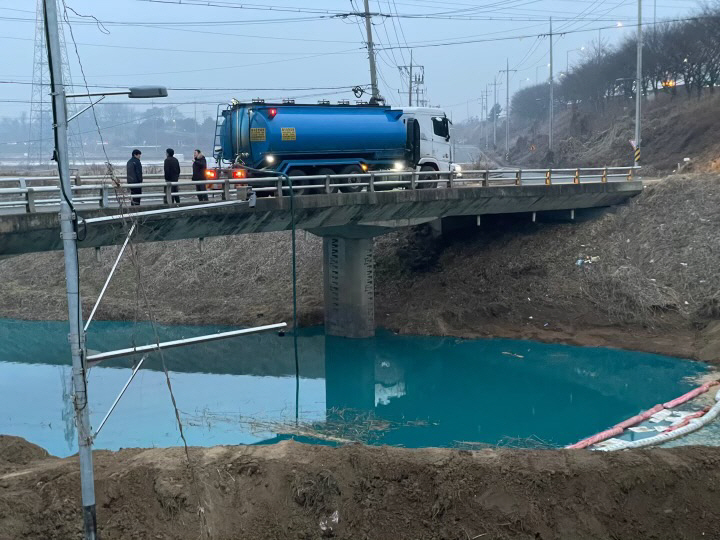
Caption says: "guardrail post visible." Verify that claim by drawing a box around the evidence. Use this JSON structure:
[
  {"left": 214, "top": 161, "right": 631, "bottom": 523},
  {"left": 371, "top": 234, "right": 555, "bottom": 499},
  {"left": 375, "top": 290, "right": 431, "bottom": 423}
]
[
  {"left": 164, "top": 182, "right": 173, "bottom": 205},
  {"left": 574, "top": 168, "right": 580, "bottom": 184},
  {"left": 19, "top": 178, "right": 27, "bottom": 189},
  {"left": 101, "top": 185, "right": 109, "bottom": 208},
  {"left": 411, "top": 170, "right": 417, "bottom": 190},
  {"left": 325, "top": 174, "right": 332, "bottom": 194},
  {"left": 545, "top": 169, "right": 552, "bottom": 185},
  {"left": 482, "top": 168, "right": 488, "bottom": 187},
  {"left": 515, "top": 169, "right": 522, "bottom": 186},
  {"left": 236, "top": 185, "right": 248, "bottom": 200},
  {"left": 449, "top": 170, "right": 455, "bottom": 188},
  {"left": 74, "top": 172, "right": 81, "bottom": 186},
  {"left": 276, "top": 177, "right": 284, "bottom": 197},
  {"left": 369, "top": 172, "right": 375, "bottom": 193},
  {"left": 627, "top": 168, "right": 633, "bottom": 181},
  {"left": 222, "top": 178, "right": 230, "bottom": 201},
  {"left": 601, "top": 167, "right": 608, "bottom": 183},
  {"left": 25, "top": 187, "right": 36, "bottom": 213}
]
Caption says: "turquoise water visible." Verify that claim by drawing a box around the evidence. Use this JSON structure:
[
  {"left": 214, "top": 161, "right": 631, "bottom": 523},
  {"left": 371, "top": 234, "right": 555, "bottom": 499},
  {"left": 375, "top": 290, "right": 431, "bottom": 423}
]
[{"left": 0, "top": 319, "right": 707, "bottom": 457}]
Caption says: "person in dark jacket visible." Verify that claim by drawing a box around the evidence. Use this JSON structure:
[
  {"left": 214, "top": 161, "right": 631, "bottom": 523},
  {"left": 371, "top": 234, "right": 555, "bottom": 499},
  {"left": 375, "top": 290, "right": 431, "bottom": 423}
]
[
  {"left": 126, "top": 149, "right": 143, "bottom": 206},
  {"left": 164, "top": 148, "right": 181, "bottom": 204},
  {"left": 192, "top": 149, "right": 208, "bottom": 202}
]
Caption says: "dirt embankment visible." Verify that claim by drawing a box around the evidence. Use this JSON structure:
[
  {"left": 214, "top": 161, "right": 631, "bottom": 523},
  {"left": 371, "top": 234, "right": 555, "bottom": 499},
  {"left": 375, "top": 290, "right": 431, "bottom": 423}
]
[
  {"left": 505, "top": 93, "right": 720, "bottom": 175},
  {"left": 1, "top": 174, "right": 720, "bottom": 360},
  {"left": 1, "top": 435, "right": 720, "bottom": 540}
]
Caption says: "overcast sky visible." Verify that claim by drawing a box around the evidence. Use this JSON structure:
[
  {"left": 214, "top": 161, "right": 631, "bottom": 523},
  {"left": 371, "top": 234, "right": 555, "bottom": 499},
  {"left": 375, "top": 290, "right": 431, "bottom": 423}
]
[{"left": 0, "top": 0, "right": 702, "bottom": 126}]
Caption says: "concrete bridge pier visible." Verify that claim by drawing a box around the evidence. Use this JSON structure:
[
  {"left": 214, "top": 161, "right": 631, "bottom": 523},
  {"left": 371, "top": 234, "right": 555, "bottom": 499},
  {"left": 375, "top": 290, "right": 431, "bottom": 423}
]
[{"left": 322, "top": 236, "right": 375, "bottom": 338}]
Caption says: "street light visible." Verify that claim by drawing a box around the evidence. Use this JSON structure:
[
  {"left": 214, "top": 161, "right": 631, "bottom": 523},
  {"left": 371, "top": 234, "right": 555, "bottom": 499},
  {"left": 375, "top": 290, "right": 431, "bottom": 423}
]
[
  {"left": 566, "top": 47, "right": 585, "bottom": 73},
  {"left": 43, "top": 2, "right": 168, "bottom": 537}
]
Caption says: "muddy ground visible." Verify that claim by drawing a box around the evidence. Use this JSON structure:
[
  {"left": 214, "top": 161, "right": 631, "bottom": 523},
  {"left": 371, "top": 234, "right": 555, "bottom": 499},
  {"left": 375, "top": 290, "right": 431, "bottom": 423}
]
[
  {"left": 2, "top": 435, "right": 720, "bottom": 540},
  {"left": 0, "top": 173, "right": 719, "bottom": 362}
]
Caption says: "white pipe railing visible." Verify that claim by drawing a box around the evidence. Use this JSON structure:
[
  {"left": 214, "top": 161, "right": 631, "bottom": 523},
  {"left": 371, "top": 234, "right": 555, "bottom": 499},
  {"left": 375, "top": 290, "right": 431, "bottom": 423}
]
[{"left": 0, "top": 166, "right": 640, "bottom": 214}]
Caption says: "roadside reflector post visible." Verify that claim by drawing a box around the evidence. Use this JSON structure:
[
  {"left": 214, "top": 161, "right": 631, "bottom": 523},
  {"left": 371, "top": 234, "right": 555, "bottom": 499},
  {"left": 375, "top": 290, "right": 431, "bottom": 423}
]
[
  {"left": 448, "top": 170, "right": 454, "bottom": 188},
  {"left": 515, "top": 169, "right": 522, "bottom": 186},
  {"left": 276, "top": 176, "right": 284, "bottom": 197},
  {"left": 532, "top": 211, "right": 537, "bottom": 222},
  {"left": 545, "top": 169, "right": 552, "bottom": 185},
  {"left": 369, "top": 172, "right": 375, "bottom": 193},
  {"left": 574, "top": 168, "right": 580, "bottom": 184},
  {"left": 602, "top": 167, "right": 608, "bottom": 183},
  {"left": 325, "top": 174, "right": 331, "bottom": 194},
  {"left": 411, "top": 170, "right": 417, "bottom": 190}
]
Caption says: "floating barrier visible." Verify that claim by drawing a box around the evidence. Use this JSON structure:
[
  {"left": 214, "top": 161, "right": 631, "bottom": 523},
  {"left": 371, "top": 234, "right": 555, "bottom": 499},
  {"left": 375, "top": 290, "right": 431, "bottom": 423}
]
[{"left": 567, "top": 381, "right": 720, "bottom": 451}]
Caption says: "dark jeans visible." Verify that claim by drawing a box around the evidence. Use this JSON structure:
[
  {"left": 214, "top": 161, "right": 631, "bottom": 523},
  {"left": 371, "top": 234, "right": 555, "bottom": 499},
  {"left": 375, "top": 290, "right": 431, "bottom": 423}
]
[
  {"left": 194, "top": 180, "right": 208, "bottom": 202},
  {"left": 171, "top": 183, "right": 180, "bottom": 204},
  {"left": 129, "top": 184, "right": 142, "bottom": 206}
]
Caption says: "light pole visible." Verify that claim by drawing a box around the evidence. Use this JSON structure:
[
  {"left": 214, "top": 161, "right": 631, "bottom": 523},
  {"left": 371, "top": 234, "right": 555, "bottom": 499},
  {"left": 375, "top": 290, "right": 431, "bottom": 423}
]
[
  {"left": 634, "top": 0, "right": 642, "bottom": 166},
  {"left": 566, "top": 47, "right": 585, "bottom": 73},
  {"left": 43, "top": 2, "right": 167, "bottom": 538}
]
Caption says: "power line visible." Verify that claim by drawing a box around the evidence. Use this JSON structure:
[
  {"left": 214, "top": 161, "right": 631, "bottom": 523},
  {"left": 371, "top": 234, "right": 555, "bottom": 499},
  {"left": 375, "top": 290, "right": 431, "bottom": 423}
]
[{"left": 373, "top": 16, "right": 717, "bottom": 50}]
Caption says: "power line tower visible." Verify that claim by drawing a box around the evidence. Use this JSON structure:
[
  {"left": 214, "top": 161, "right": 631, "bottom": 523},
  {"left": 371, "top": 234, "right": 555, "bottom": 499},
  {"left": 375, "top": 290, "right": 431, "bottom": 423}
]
[{"left": 29, "top": 0, "right": 85, "bottom": 168}]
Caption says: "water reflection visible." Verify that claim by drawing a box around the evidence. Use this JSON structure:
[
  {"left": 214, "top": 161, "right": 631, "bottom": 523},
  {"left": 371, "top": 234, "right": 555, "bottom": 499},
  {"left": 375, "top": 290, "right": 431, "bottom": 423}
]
[{"left": 0, "top": 320, "right": 706, "bottom": 456}]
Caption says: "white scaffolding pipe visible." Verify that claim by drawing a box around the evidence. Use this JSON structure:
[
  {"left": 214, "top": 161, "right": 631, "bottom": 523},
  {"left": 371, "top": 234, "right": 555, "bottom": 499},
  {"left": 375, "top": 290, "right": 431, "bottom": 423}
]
[
  {"left": 84, "top": 223, "right": 135, "bottom": 331},
  {"left": 92, "top": 354, "right": 147, "bottom": 440},
  {"left": 86, "top": 322, "right": 287, "bottom": 365}
]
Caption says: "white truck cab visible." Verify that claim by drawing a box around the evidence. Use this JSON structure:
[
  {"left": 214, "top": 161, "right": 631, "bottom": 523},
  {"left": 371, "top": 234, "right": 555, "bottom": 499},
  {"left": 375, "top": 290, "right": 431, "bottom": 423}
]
[{"left": 398, "top": 107, "right": 452, "bottom": 173}]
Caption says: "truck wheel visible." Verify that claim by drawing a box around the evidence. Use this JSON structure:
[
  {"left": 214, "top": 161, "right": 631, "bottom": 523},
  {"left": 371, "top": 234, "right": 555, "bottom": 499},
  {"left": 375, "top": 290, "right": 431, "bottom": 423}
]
[
  {"left": 317, "top": 167, "right": 338, "bottom": 194},
  {"left": 339, "top": 164, "right": 364, "bottom": 193},
  {"left": 417, "top": 165, "right": 438, "bottom": 189},
  {"left": 287, "top": 168, "right": 311, "bottom": 196}
]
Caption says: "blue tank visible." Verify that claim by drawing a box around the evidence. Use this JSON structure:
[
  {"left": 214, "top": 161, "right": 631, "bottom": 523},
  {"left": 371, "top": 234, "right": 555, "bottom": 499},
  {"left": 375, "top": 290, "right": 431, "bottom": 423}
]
[{"left": 219, "top": 103, "right": 407, "bottom": 172}]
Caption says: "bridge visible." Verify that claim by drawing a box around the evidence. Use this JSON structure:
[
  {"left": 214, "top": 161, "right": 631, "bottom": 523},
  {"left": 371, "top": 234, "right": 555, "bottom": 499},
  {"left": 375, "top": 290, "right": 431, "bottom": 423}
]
[{"left": 0, "top": 167, "right": 642, "bottom": 338}]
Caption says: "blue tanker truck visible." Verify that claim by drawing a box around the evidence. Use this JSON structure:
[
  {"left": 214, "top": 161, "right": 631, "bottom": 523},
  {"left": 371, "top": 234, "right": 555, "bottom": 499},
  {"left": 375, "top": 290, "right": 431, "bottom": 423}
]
[{"left": 213, "top": 100, "right": 454, "bottom": 193}]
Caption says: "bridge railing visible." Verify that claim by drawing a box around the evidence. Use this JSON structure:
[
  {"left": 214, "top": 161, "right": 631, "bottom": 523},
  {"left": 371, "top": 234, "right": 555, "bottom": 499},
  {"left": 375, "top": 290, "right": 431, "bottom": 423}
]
[{"left": 0, "top": 166, "right": 639, "bottom": 214}]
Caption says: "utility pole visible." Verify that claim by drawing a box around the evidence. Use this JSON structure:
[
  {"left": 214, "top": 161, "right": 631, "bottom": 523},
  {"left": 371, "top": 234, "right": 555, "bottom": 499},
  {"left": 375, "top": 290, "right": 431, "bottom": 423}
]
[
  {"left": 408, "top": 50, "right": 413, "bottom": 106},
  {"left": 43, "top": 0, "right": 96, "bottom": 538},
  {"left": 490, "top": 77, "right": 501, "bottom": 148},
  {"left": 499, "top": 58, "right": 517, "bottom": 159},
  {"left": 362, "top": 0, "right": 379, "bottom": 101},
  {"left": 399, "top": 51, "right": 423, "bottom": 107},
  {"left": 549, "top": 17, "right": 554, "bottom": 152},
  {"left": 635, "top": 0, "right": 642, "bottom": 166}
]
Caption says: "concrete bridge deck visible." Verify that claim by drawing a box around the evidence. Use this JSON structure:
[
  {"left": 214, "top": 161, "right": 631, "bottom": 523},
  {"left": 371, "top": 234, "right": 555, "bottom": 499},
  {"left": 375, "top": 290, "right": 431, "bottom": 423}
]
[{"left": 0, "top": 177, "right": 643, "bottom": 338}]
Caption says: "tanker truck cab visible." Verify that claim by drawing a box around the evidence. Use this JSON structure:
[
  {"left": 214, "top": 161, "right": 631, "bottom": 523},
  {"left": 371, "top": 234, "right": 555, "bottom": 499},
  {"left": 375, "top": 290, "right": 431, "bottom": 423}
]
[{"left": 399, "top": 107, "right": 452, "bottom": 173}]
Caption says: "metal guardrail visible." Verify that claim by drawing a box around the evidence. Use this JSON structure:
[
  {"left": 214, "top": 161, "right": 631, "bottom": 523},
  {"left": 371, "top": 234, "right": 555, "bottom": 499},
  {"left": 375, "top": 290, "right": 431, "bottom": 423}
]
[{"left": 0, "top": 166, "right": 639, "bottom": 214}]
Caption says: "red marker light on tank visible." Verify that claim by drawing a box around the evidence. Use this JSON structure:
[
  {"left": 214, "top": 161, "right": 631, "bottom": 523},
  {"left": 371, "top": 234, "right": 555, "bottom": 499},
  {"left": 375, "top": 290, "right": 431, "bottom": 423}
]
[
  {"left": 232, "top": 169, "right": 247, "bottom": 179},
  {"left": 204, "top": 169, "right": 218, "bottom": 180},
  {"left": 267, "top": 108, "right": 277, "bottom": 119}
]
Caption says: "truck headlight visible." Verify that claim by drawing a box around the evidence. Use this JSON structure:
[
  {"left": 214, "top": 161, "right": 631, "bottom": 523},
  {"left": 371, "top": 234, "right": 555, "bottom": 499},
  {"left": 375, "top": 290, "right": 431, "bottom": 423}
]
[
  {"left": 393, "top": 161, "right": 404, "bottom": 171},
  {"left": 266, "top": 155, "right": 275, "bottom": 164}
]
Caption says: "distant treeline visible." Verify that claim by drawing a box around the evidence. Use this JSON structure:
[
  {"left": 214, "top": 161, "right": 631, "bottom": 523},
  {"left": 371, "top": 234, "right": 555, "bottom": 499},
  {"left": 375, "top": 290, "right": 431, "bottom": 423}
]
[{"left": 512, "top": 5, "right": 720, "bottom": 120}]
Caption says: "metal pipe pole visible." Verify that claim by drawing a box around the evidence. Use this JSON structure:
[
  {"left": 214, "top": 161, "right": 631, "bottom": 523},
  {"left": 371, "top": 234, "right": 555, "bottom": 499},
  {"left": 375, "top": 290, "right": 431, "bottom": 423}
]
[
  {"left": 485, "top": 86, "right": 489, "bottom": 149},
  {"left": 635, "top": 0, "right": 642, "bottom": 166},
  {"left": 362, "top": 0, "right": 379, "bottom": 100},
  {"left": 493, "top": 75, "right": 497, "bottom": 147},
  {"left": 43, "top": 1, "right": 96, "bottom": 538},
  {"left": 506, "top": 58, "right": 510, "bottom": 157},
  {"left": 549, "top": 17, "right": 554, "bottom": 152},
  {"left": 408, "top": 49, "right": 413, "bottom": 106}
]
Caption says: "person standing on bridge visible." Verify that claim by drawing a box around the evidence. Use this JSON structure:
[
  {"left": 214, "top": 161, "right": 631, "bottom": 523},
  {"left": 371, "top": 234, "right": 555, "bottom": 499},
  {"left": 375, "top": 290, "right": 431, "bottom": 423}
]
[
  {"left": 164, "top": 148, "right": 181, "bottom": 204},
  {"left": 126, "top": 149, "right": 143, "bottom": 206},
  {"left": 192, "top": 149, "right": 208, "bottom": 202}
]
